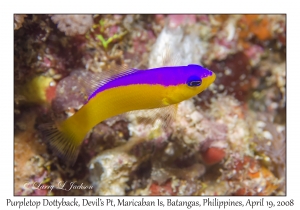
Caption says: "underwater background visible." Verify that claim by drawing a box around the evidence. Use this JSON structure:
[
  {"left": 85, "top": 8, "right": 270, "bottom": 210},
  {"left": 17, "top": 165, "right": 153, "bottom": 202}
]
[{"left": 14, "top": 14, "right": 286, "bottom": 195}]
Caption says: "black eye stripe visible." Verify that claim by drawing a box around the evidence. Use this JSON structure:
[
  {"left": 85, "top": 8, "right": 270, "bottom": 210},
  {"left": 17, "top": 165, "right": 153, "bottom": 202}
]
[{"left": 188, "top": 81, "right": 201, "bottom": 86}]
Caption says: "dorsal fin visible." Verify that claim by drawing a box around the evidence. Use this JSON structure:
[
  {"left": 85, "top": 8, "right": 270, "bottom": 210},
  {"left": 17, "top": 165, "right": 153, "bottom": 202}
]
[
  {"left": 82, "top": 64, "right": 148, "bottom": 102},
  {"left": 87, "top": 67, "right": 140, "bottom": 100}
]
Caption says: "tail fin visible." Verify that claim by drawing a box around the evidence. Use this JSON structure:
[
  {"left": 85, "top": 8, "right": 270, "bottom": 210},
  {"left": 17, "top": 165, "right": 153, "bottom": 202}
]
[{"left": 39, "top": 121, "right": 82, "bottom": 166}]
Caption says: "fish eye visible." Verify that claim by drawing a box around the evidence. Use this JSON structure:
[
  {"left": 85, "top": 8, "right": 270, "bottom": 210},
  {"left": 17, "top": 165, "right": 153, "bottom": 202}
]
[{"left": 186, "top": 75, "right": 202, "bottom": 87}]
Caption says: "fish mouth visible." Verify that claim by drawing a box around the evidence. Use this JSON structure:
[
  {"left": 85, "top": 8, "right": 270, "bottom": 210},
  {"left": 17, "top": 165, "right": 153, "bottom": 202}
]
[{"left": 202, "top": 71, "right": 216, "bottom": 88}]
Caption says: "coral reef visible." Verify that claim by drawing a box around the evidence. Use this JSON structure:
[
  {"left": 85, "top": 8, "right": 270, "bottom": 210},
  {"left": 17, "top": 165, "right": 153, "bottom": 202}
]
[
  {"left": 14, "top": 14, "right": 285, "bottom": 196},
  {"left": 51, "top": 15, "right": 93, "bottom": 36},
  {"left": 15, "top": 111, "right": 53, "bottom": 195}
]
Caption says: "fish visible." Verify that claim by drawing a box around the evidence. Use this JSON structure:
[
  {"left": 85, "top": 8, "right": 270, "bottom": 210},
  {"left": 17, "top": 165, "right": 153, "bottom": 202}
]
[{"left": 41, "top": 64, "right": 216, "bottom": 165}]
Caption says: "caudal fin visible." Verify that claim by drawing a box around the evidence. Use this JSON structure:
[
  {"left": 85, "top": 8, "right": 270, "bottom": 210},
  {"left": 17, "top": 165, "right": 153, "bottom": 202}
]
[{"left": 39, "top": 122, "right": 82, "bottom": 166}]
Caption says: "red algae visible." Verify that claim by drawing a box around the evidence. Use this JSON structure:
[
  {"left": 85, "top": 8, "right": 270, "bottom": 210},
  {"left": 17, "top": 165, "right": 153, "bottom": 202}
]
[
  {"left": 149, "top": 180, "right": 178, "bottom": 195},
  {"left": 201, "top": 147, "right": 226, "bottom": 165}
]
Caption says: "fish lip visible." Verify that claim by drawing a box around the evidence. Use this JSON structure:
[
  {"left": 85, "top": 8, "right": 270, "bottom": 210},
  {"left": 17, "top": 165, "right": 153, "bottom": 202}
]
[
  {"left": 202, "top": 72, "right": 216, "bottom": 87},
  {"left": 211, "top": 72, "right": 216, "bottom": 82}
]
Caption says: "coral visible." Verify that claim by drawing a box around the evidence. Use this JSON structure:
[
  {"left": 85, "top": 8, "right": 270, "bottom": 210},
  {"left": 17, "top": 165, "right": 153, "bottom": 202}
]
[
  {"left": 251, "top": 113, "right": 286, "bottom": 192},
  {"left": 88, "top": 138, "right": 142, "bottom": 195},
  {"left": 249, "top": 52, "right": 286, "bottom": 118},
  {"left": 149, "top": 25, "right": 206, "bottom": 68},
  {"left": 222, "top": 156, "right": 281, "bottom": 195},
  {"left": 51, "top": 70, "right": 95, "bottom": 114},
  {"left": 173, "top": 99, "right": 228, "bottom": 153},
  {"left": 14, "top": 111, "right": 50, "bottom": 195},
  {"left": 238, "top": 15, "right": 273, "bottom": 44},
  {"left": 237, "top": 15, "right": 286, "bottom": 49},
  {"left": 83, "top": 15, "right": 132, "bottom": 73},
  {"left": 14, "top": 15, "right": 86, "bottom": 85},
  {"left": 208, "top": 95, "right": 251, "bottom": 154},
  {"left": 51, "top": 15, "right": 93, "bottom": 36},
  {"left": 151, "top": 163, "right": 205, "bottom": 185},
  {"left": 204, "top": 15, "right": 240, "bottom": 64}
]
